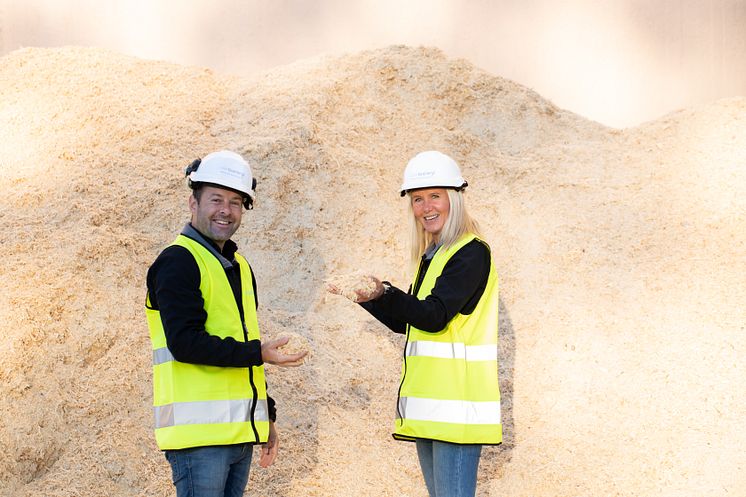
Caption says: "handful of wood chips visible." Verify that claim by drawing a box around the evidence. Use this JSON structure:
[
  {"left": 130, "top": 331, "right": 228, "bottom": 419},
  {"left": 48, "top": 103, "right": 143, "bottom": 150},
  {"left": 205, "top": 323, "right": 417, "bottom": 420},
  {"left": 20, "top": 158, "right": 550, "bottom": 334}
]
[
  {"left": 326, "top": 272, "right": 379, "bottom": 303},
  {"left": 276, "top": 332, "right": 311, "bottom": 360}
]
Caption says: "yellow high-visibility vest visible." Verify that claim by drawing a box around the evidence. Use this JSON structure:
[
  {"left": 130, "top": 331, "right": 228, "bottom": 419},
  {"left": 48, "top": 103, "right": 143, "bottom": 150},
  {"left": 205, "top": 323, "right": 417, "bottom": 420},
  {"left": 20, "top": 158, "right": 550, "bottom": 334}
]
[
  {"left": 146, "top": 234, "right": 269, "bottom": 450},
  {"left": 394, "top": 233, "right": 502, "bottom": 444}
]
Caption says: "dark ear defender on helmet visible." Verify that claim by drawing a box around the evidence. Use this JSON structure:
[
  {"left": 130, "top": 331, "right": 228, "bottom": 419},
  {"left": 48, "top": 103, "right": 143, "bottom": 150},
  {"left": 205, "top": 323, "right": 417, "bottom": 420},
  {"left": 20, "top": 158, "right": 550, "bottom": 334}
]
[
  {"left": 243, "top": 178, "right": 257, "bottom": 210},
  {"left": 185, "top": 158, "right": 202, "bottom": 189}
]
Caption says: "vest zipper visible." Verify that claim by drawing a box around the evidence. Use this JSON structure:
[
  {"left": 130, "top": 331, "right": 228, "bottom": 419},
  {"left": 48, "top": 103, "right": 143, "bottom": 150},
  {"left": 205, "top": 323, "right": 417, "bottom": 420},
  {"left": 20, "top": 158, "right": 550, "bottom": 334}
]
[
  {"left": 395, "top": 323, "right": 410, "bottom": 421},
  {"left": 244, "top": 332, "right": 261, "bottom": 442},
  {"left": 396, "top": 257, "right": 428, "bottom": 422},
  {"left": 233, "top": 264, "right": 260, "bottom": 443}
]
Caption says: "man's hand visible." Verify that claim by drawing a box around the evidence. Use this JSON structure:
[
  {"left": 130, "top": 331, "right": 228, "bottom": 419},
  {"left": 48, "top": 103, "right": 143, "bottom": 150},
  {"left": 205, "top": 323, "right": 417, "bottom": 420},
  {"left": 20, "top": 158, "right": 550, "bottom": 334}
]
[
  {"left": 259, "top": 422, "right": 279, "bottom": 468},
  {"left": 261, "top": 337, "right": 307, "bottom": 366}
]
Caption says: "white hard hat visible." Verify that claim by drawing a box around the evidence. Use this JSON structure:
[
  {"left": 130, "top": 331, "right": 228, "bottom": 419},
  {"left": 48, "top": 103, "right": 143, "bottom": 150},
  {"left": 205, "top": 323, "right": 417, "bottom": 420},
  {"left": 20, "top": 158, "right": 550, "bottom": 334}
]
[
  {"left": 186, "top": 150, "right": 256, "bottom": 208},
  {"left": 399, "top": 151, "right": 468, "bottom": 197}
]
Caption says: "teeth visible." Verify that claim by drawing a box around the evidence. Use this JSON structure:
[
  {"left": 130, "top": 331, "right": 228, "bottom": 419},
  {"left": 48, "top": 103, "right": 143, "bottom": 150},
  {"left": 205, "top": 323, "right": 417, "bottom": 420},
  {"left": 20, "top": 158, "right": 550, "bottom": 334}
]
[{"left": 424, "top": 215, "right": 437, "bottom": 221}]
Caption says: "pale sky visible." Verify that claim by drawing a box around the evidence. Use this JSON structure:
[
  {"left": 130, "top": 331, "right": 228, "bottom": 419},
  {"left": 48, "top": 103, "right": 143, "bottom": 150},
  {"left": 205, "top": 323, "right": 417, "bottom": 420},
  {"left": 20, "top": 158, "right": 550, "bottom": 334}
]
[{"left": 2, "top": 0, "right": 745, "bottom": 128}]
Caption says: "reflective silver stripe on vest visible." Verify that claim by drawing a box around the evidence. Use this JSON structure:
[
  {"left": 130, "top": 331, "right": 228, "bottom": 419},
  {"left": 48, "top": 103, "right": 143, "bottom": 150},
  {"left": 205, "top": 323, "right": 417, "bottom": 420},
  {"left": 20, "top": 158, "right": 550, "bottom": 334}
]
[
  {"left": 154, "top": 398, "right": 269, "bottom": 429},
  {"left": 152, "top": 347, "right": 175, "bottom": 366},
  {"left": 398, "top": 397, "right": 501, "bottom": 425},
  {"left": 405, "top": 341, "right": 497, "bottom": 361}
]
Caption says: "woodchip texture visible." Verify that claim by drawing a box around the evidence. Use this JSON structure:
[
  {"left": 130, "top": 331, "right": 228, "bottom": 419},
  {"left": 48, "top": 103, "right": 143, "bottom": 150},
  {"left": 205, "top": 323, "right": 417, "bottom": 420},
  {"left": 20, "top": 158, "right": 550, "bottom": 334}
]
[{"left": 0, "top": 45, "right": 744, "bottom": 496}]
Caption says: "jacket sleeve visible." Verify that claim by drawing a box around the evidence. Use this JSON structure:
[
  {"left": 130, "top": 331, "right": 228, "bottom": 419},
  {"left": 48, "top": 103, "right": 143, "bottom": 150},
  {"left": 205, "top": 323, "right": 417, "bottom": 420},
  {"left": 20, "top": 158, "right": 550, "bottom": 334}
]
[
  {"left": 359, "top": 290, "right": 408, "bottom": 333},
  {"left": 146, "top": 246, "right": 264, "bottom": 367},
  {"left": 361, "top": 239, "right": 490, "bottom": 333},
  {"left": 267, "top": 390, "right": 277, "bottom": 422}
]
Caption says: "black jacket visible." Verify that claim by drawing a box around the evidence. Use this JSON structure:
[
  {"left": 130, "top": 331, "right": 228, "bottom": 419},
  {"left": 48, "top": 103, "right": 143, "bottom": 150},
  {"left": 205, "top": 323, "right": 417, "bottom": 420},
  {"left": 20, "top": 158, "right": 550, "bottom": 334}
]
[{"left": 360, "top": 238, "right": 491, "bottom": 333}]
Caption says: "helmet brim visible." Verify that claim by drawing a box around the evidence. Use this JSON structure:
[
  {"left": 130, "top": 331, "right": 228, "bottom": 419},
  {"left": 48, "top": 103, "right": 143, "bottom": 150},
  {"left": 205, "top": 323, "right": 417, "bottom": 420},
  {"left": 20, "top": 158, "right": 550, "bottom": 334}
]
[{"left": 399, "top": 181, "right": 468, "bottom": 197}]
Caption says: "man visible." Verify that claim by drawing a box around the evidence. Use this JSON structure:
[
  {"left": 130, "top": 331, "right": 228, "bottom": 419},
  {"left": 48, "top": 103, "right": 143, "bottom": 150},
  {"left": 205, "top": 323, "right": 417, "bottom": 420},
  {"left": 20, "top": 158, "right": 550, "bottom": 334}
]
[{"left": 145, "top": 150, "right": 306, "bottom": 497}]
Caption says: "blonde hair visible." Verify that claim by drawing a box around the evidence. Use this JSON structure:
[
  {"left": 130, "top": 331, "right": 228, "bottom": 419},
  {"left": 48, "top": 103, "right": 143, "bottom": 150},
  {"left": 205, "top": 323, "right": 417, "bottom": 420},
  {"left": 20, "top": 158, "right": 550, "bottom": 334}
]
[{"left": 407, "top": 188, "right": 482, "bottom": 268}]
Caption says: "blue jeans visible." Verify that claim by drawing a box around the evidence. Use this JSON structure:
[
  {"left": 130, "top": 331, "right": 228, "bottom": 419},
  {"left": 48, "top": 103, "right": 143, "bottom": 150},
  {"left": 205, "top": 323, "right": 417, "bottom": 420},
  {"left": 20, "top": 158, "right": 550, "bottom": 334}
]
[
  {"left": 415, "top": 439, "right": 482, "bottom": 497},
  {"left": 164, "top": 443, "right": 254, "bottom": 497}
]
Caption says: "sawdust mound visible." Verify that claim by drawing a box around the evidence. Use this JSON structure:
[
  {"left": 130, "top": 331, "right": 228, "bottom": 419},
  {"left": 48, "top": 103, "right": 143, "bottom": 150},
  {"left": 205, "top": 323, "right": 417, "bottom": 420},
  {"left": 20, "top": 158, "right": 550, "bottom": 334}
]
[{"left": 1, "top": 45, "right": 744, "bottom": 496}]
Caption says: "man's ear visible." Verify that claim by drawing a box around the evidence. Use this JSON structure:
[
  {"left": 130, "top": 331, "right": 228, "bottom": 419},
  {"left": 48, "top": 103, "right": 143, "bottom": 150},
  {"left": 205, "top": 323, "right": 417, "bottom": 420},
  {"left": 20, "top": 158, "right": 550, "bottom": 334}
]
[{"left": 188, "top": 193, "right": 197, "bottom": 213}]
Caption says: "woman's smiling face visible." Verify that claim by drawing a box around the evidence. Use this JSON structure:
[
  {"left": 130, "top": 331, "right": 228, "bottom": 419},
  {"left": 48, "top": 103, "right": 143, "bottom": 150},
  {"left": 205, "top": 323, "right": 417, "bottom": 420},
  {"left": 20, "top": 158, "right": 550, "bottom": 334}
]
[{"left": 410, "top": 188, "right": 450, "bottom": 241}]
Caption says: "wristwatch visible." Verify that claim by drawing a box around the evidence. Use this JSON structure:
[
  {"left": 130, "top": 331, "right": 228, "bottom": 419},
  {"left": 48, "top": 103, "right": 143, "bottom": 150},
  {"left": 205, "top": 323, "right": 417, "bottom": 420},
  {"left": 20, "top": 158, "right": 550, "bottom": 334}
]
[{"left": 381, "top": 281, "right": 393, "bottom": 297}]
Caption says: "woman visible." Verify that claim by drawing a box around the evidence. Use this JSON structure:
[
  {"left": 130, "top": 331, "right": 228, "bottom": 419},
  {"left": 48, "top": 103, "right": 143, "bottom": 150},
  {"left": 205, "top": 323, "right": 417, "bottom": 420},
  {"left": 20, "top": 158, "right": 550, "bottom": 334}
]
[{"left": 329, "top": 151, "right": 502, "bottom": 497}]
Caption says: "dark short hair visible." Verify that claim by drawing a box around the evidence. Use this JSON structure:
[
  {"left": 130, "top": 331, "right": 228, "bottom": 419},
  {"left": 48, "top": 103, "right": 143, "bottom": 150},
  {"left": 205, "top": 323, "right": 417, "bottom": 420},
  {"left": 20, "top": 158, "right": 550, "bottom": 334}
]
[
  {"left": 190, "top": 182, "right": 253, "bottom": 209},
  {"left": 190, "top": 182, "right": 208, "bottom": 203}
]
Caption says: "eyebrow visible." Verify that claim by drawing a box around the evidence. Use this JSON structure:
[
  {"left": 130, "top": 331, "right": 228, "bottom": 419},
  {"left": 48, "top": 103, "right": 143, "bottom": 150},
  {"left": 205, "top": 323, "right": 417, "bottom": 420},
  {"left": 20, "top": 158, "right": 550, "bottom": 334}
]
[{"left": 208, "top": 192, "right": 241, "bottom": 200}]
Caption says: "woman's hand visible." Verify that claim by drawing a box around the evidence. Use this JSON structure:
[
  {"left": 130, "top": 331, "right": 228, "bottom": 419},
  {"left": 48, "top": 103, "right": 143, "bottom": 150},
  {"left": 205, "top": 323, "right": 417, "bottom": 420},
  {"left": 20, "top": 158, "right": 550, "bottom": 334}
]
[
  {"left": 325, "top": 282, "right": 343, "bottom": 296},
  {"left": 353, "top": 276, "right": 383, "bottom": 302},
  {"left": 326, "top": 275, "right": 382, "bottom": 303}
]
